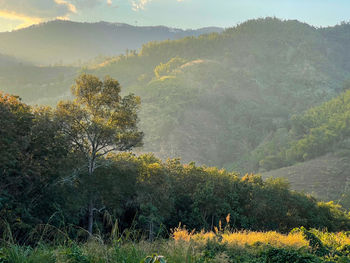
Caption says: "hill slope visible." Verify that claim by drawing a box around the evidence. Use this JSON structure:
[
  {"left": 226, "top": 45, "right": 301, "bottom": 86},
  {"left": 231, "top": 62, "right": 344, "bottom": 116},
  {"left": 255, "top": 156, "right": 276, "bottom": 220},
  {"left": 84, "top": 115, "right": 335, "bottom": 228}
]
[
  {"left": 262, "top": 153, "right": 350, "bottom": 206},
  {"left": 260, "top": 87, "right": 350, "bottom": 208},
  {"left": 0, "top": 20, "right": 223, "bottom": 64},
  {"left": 2, "top": 18, "right": 350, "bottom": 176},
  {"left": 86, "top": 18, "right": 350, "bottom": 170},
  {"left": 0, "top": 53, "right": 77, "bottom": 104}
]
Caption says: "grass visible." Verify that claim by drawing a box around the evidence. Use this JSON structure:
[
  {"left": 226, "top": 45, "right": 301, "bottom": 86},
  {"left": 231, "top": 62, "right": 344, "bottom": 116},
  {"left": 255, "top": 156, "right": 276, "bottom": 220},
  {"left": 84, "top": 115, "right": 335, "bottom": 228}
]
[
  {"left": 1, "top": 227, "right": 350, "bottom": 262},
  {"left": 173, "top": 225, "right": 308, "bottom": 248}
]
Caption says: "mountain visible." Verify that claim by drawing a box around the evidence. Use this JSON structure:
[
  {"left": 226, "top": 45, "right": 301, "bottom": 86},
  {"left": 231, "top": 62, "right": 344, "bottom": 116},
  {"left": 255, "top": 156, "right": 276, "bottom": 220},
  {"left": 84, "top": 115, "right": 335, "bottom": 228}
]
[
  {"left": 0, "top": 20, "right": 223, "bottom": 65},
  {"left": 0, "top": 53, "right": 77, "bottom": 104},
  {"left": 262, "top": 153, "right": 350, "bottom": 208},
  {"left": 260, "top": 87, "right": 350, "bottom": 208},
  {"left": 0, "top": 53, "right": 26, "bottom": 66},
  {"left": 2, "top": 18, "right": 350, "bottom": 196},
  {"left": 83, "top": 18, "right": 350, "bottom": 170}
]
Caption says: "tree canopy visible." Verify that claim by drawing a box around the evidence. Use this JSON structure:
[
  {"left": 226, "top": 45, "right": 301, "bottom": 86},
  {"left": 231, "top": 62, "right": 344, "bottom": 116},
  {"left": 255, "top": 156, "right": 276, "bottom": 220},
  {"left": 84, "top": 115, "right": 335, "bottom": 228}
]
[{"left": 55, "top": 74, "right": 143, "bottom": 233}]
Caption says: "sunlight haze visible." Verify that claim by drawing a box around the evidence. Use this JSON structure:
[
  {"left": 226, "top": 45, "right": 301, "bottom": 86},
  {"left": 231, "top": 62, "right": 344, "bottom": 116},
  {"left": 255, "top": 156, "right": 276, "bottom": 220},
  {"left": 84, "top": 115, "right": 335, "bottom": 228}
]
[
  {"left": 3, "top": 0, "right": 350, "bottom": 261},
  {"left": 0, "top": 0, "right": 349, "bottom": 31}
]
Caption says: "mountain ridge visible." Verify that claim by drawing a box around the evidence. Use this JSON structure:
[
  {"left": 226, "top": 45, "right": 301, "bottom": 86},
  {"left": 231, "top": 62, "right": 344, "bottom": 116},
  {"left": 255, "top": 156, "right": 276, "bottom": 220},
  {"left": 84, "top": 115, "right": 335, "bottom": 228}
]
[{"left": 0, "top": 20, "right": 223, "bottom": 65}]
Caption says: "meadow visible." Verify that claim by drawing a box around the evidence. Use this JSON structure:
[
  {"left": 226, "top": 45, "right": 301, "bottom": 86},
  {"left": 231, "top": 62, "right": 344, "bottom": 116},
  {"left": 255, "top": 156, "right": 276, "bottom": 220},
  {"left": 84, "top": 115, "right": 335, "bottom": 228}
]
[{"left": 1, "top": 224, "right": 350, "bottom": 263}]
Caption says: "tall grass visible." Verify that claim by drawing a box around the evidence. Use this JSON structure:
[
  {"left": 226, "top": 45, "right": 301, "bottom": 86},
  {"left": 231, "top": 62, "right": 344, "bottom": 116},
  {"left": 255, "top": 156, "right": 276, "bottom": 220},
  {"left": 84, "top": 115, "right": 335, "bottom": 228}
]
[
  {"left": 172, "top": 226, "right": 308, "bottom": 248},
  {"left": 2, "top": 222, "right": 350, "bottom": 262}
]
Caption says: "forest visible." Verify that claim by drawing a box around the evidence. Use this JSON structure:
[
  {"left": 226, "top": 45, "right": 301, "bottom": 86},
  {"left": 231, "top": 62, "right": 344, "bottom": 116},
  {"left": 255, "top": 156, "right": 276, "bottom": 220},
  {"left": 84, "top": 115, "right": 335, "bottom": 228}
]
[
  {"left": 3, "top": 18, "right": 350, "bottom": 171},
  {"left": 2, "top": 75, "right": 350, "bottom": 262},
  {"left": 2, "top": 17, "right": 350, "bottom": 262},
  {"left": 4, "top": 18, "right": 350, "bottom": 208}
]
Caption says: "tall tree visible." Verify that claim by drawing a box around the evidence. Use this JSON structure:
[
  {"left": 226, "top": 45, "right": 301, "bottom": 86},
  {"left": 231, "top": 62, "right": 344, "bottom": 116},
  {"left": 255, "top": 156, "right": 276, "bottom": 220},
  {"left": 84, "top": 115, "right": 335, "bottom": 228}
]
[{"left": 55, "top": 74, "right": 143, "bottom": 234}]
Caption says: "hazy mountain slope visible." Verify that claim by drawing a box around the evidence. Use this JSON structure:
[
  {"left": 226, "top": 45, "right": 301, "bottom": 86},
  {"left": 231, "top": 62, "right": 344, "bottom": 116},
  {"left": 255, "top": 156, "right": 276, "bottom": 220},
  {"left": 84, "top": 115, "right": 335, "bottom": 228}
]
[
  {"left": 262, "top": 153, "right": 350, "bottom": 208},
  {"left": 320, "top": 23, "right": 350, "bottom": 73},
  {"left": 0, "top": 54, "right": 77, "bottom": 103},
  {"left": 0, "top": 53, "right": 27, "bottom": 66},
  {"left": 257, "top": 87, "right": 350, "bottom": 208},
  {"left": 257, "top": 87, "right": 350, "bottom": 169},
  {"left": 84, "top": 18, "right": 350, "bottom": 170},
  {"left": 2, "top": 18, "right": 350, "bottom": 174},
  {"left": 0, "top": 20, "right": 223, "bottom": 65}
]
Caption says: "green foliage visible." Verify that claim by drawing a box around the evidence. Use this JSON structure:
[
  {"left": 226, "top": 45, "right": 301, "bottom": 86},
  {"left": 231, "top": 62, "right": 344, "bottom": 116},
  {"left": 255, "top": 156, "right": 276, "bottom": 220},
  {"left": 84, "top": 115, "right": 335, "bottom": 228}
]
[
  {"left": 4, "top": 17, "right": 350, "bottom": 263},
  {"left": 2, "top": 78, "right": 350, "bottom": 245},
  {"left": 203, "top": 239, "right": 227, "bottom": 259},
  {"left": 4, "top": 18, "right": 350, "bottom": 176},
  {"left": 65, "top": 245, "right": 91, "bottom": 263},
  {"left": 288, "top": 89, "right": 350, "bottom": 161},
  {"left": 259, "top": 89, "right": 350, "bottom": 205},
  {"left": 113, "top": 244, "right": 146, "bottom": 263},
  {"left": 5, "top": 229, "right": 350, "bottom": 263},
  {"left": 55, "top": 73, "right": 143, "bottom": 234},
  {"left": 0, "top": 245, "right": 56, "bottom": 263},
  {"left": 56, "top": 74, "right": 143, "bottom": 159},
  {"left": 100, "top": 18, "right": 346, "bottom": 173},
  {"left": 260, "top": 89, "right": 350, "bottom": 170},
  {"left": 292, "top": 227, "right": 329, "bottom": 257},
  {"left": 141, "top": 254, "right": 166, "bottom": 263},
  {"left": 154, "top": 57, "right": 187, "bottom": 79},
  {"left": 0, "top": 93, "right": 76, "bottom": 242},
  {"left": 258, "top": 246, "right": 320, "bottom": 263}
]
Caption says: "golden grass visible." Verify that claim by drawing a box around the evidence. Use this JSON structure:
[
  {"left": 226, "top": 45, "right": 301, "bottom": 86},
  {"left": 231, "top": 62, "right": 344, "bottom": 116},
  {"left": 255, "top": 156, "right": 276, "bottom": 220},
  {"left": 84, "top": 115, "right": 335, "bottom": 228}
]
[
  {"left": 221, "top": 231, "right": 308, "bottom": 248},
  {"left": 172, "top": 227, "right": 308, "bottom": 248}
]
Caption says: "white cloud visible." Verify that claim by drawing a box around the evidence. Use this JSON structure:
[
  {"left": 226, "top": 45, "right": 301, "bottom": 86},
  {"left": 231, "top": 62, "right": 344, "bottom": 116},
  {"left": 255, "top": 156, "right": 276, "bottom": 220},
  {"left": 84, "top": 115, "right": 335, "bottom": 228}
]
[
  {"left": 55, "top": 0, "right": 77, "bottom": 13},
  {"left": 0, "top": 0, "right": 78, "bottom": 28},
  {"left": 0, "top": 10, "right": 43, "bottom": 29},
  {"left": 131, "top": 0, "right": 185, "bottom": 11},
  {"left": 70, "top": 0, "right": 115, "bottom": 9},
  {"left": 0, "top": 0, "right": 77, "bottom": 18},
  {"left": 131, "top": 0, "right": 149, "bottom": 11}
]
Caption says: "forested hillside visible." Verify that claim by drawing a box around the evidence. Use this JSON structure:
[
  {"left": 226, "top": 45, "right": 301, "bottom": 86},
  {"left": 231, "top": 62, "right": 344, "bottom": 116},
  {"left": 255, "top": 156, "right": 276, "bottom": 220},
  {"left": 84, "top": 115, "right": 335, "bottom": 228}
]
[
  {"left": 2, "top": 18, "right": 350, "bottom": 201},
  {"left": 1, "top": 90, "right": 349, "bottom": 244},
  {"left": 0, "top": 20, "right": 222, "bottom": 64},
  {"left": 262, "top": 88, "right": 350, "bottom": 207},
  {"left": 4, "top": 16, "right": 350, "bottom": 262},
  {"left": 86, "top": 18, "right": 350, "bottom": 173},
  {"left": 0, "top": 54, "right": 77, "bottom": 104}
]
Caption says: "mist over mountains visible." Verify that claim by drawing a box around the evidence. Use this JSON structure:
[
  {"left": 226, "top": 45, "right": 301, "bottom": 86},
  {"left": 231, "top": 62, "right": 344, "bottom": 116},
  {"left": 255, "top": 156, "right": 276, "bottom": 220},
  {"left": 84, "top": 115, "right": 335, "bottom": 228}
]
[{"left": 0, "top": 20, "right": 223, "bottom": 65}]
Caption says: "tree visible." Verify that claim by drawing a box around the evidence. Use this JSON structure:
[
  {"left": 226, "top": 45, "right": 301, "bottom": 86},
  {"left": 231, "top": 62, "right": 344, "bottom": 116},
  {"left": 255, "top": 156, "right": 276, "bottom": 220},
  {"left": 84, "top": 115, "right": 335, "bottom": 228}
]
[
  {"left": 55, "top": 74, "right": 143, "bottom": 234},
  {"left": 0, "top": 93, "right": 33, "bottom": 240},
  {"left": 0, "top": 93, "right": 74, "bottom": 241}
]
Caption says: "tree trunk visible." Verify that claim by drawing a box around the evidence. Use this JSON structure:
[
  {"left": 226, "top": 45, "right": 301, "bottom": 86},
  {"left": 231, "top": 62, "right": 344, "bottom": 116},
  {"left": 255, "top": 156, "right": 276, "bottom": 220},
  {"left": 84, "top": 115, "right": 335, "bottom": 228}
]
[
  {"left": 88, "top": 198, "right": 94, "bottom": 235},
  {"left": 87, "top": 157, "right": 96, "bottom": 235},
  {"left": 149, "top": 220, "right": 154, "bottom": 242}
]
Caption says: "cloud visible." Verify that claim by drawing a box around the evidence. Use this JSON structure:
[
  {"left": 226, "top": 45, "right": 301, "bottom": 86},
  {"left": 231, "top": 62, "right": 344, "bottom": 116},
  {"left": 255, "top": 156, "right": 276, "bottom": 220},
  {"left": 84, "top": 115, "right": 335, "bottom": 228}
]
[
  {"left": 132, "top": 0, "right": 150, "bottom": 11},
  {"left": 131, "top": 0, "right": 184, "bottom": 11},
  {"left": 0, "top": 10, "right": 43, "bottom": 29},
  {"left": 55, "top": 0, "right": 77, "bottom": 13},
  {"left": 0, "top": 0, "right": 77, "bottom": 29},
  {"left": 68, "top": 0, "right": 115, "bottom": 9}
]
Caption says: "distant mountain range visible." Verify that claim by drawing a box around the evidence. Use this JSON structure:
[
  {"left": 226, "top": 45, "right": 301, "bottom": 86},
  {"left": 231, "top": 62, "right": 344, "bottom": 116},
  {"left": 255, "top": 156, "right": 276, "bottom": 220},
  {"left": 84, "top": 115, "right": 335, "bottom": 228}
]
[
  {"left": 0, "top": 20, "right": 223, "bottom": 65},
  {"left": 0, "top": 53, "right": 27, "bottom": 66},
  {"left": 0, "top": 51, "right": 76, "bottom": 104}
]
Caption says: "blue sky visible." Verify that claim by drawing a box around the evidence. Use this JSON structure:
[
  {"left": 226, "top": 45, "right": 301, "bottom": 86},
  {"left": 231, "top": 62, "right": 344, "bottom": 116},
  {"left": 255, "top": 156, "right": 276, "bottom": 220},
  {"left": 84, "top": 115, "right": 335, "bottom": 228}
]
[{"left": 0, "top": 0, "right": 349, "bottom": 32}]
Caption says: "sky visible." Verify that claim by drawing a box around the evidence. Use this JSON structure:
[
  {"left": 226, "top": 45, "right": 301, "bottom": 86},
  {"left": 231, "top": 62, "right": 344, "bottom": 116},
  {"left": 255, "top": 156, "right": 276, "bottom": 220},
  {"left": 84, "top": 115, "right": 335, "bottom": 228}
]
[{"left": 0, "top": 0, "right": 349, "bottom": 32}]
